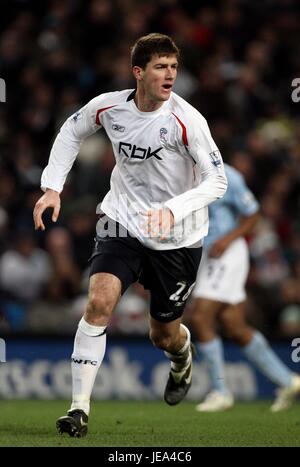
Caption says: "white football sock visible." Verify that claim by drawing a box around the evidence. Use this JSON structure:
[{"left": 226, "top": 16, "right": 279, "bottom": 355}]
[
  {"left": 70, "top": 317, "right": 107, "bottom": 416},
  {"left": 164, "top": 324, "right": 192, "bottom": 379}
]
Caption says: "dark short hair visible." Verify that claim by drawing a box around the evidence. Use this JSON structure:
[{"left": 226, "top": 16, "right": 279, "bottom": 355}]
[{"left": 131, "top": 33, "right": 180, "bottom": 69}]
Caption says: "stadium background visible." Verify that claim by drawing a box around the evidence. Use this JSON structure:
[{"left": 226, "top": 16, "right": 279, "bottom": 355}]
[{"left": 0, "top": 0, "right": 300, "bottom": 403}]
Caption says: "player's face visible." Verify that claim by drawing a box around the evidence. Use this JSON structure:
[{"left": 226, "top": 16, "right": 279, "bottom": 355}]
[{"left": 141, "top": 54, "right": 178, "bottom": 102}]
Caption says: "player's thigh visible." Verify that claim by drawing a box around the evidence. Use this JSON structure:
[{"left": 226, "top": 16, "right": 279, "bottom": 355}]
[
  {"left": 193, "top": 238, "right": 249, "bottom": 304},
  {"left": 143, "top": 246, "right": 202, "bottom": 323},
  {"left": 192, "top": 297, "right": 224, "bottom": 329},
  {"left": 87, "top": 234, "right": 142, "bottom": 318},
  {"left": 219, "top": 302, "right": 248, "bottom": 335},
  {"left": 89, "top": 233, "right": 142, "bottom": 295},
  {"left": 87, "top": 272, "right": 122, "bottom": 317}
]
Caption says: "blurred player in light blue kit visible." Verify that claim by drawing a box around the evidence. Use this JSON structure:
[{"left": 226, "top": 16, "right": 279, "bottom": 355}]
[{"left": 192, "top": 163, "right": 300, "bottom": 412}]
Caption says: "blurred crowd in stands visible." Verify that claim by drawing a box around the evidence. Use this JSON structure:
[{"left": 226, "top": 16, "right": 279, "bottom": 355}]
[{"left": 0, "top": 0, "right": 300, "bottom": 338}]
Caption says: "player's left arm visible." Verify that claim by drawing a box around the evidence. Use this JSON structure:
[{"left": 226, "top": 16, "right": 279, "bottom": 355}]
[
  {"left": 209, "top": 211, "right": 260, "bottom": 258},
  {"left": 140, "top": 207, "right": 174, "bottom": 241},
  {"left": 209, "top": 170, "right": 260, "bottom": 257},
  {"left": 164, "top": 111, "right": 227, "bottom": 225}
]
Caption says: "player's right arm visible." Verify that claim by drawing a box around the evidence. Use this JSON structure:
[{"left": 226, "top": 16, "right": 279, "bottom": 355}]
[
  {"left": 33, "top": 188, "right": 61, "bottom": 231},
  {"left": 33, "top": 95, "right": 104, "bottom": 231}
]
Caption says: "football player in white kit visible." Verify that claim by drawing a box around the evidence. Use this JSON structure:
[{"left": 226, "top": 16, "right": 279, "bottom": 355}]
[
  {"left": 33, "top": 33, "right": 227, "bottom": 437},
  {"left": 192, "top": 164, "right": 300, "bottom": 412}
]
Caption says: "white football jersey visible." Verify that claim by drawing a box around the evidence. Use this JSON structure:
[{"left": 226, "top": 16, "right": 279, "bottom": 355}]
[{"left": 41, "top": 89, "right": 227, "bottom": 250}]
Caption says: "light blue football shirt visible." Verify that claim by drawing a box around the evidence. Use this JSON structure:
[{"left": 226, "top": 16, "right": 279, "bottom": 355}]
[{"left": 204, "top": 164, "right": 259, "bottom": 249}]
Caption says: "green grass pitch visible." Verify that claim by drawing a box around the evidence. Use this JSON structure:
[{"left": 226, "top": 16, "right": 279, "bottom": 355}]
[{"left": 0, "top": 400, "right": 300, "bottom": 447}]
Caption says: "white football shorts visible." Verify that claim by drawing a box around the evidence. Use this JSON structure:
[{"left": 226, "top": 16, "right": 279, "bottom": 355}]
[{"left": 192, "top": 237, "right": 249, "bottom": 304}]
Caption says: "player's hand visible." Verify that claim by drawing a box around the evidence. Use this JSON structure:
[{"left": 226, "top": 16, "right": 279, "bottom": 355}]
[
  {"left": 33, "top": 189, "right": 61, "bottom": 231},
  {"left": 208, "top": 236, "right": 232, "bottom": 258},
  {"left": 141, "top": 208, "right": 174, "bottom": 241}
]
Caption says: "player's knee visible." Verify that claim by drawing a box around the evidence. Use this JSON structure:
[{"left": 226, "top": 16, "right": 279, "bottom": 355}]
[
  {"left": 192, "top": 308, "right": 206, "bottom": 328},
  {"left": 149, "top": 330, "right": 173, "bottom": 351},
  {"left": 87, "top": 294, "right": 113, "bottom": 320},
  {"left": 192, "top": 307, "right": 213, "bottom": 333},
  {"left": 220, "top": 313, "right": 240, "bottom": 340}
]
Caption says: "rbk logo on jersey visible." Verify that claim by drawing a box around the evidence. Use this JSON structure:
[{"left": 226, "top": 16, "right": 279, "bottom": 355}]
[
  {"left": 119, "top": 142, "right": 163, "bottom": 160},
  {"left": 112, "top": 123, "right": 125, "bottom": 132}
]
